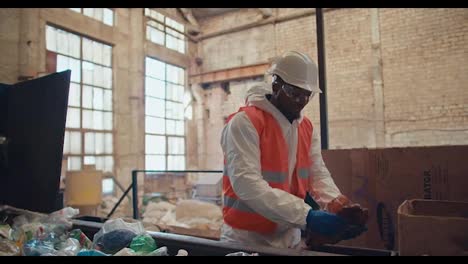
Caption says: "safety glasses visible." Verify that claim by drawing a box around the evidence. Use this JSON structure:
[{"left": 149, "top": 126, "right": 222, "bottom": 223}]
[{"left": 281, "top": 83, "right": 315, "bottom": 103}]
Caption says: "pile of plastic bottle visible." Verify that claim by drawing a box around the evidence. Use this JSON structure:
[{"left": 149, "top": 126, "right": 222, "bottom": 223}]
[{"left": 0, "top": 206, "right": 187, "bottom": 256}]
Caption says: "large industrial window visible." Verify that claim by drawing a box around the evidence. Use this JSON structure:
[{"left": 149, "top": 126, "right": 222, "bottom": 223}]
[
  {"left": 145, "top": 57, "right": 186, "bottom": 170},
  {"left": 144, "top": 8, "right": 186, "bottom": 54},
  {"left": 46, "top": 25, "right": 114, "bottom": 173},
  {"left": 69, "top": 8, "right": 114, "bottom": 26}
]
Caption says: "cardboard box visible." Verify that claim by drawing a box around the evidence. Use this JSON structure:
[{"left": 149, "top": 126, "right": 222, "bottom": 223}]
[
  {"left": 322, "top": 146, "right": 468, "bottom": 251},
  {"left": 398, "top": 199, "right": 468, "bottom": 256}
]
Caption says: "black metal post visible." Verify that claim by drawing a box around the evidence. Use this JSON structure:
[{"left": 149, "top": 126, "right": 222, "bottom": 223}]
[
  {"left": 316, "top": 8, "right": 329, "bottom": 150},
  {"left": 132, "top": 170, "right": 139, "bottom": 219}
]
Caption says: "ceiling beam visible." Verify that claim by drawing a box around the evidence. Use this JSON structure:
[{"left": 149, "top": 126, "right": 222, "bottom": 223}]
[{"left": 178, "top": 8, "right": 201, "bottom": 35}]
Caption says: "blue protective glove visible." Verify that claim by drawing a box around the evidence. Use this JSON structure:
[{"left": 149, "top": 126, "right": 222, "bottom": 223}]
[
  {"left": 341, "top": 225, "right": 368, "bottom": 240},
  {"left": 306, "top": 209, "right": 348, "bottom": 237}
]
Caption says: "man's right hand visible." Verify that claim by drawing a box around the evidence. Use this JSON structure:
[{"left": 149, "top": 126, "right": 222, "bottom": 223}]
[{"left": 306, "top": 209, "right": 347, "bottom": 237}]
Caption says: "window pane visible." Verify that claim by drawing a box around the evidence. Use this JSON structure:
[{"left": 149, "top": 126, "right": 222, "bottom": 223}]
[
  {"left": 68, "top": 156, "right": 82, "bottom": 170},
  {"left": 95, "top": 132, "right": 104, "bottom": 154},
  {"left": 103, "top": 89, "right": 112, "bottom": 111},
  {"left": 102, "top": 45, "right": 112, "bottom": 67},
  {"left": 145, "top": 57, "right": 165, "bottom": 80},
  {"left": 84, "top": 156, "right": 96, "bottom": 165},
  {"left": 102, "top": 67, "right": 112, "bottom": 89},
  {"left": 85, "top": 132, "right": 95, "bottom": 154},
  {"left": 166, "top": 119, "right": 175, "bottom": 135},
  {"left": 104, "top": 156, "right": 114, "bottom": 172},
  {"left": 150, "top": 28, "right": 164, "bottom": 45},
  {"left": 63, "top": 131, "right": 70, "bottom": 154},
  {"left": 145, "top": 116, "right": 165, "bottom": 134},
  {"left": 46, "top": 25, "right": 57, "bottom": 52},
  {"left": 83, "top": 38, "right": 93, "bottom": 62},
  {"left": 68, "top": 82, "right": 81, "bottom": 107},
  {"left": 56, "top": 54, "right": 69, "bottom": 72},
  {"left": 105, "top": 133, "right": 113, "bottom": 153},
  {"left": 168, "top": 137, "right": 184, "bottom": 155},
  {"left": 82, "top": 61, "right": 94, "bottom": 85},
  {"left": 104, "top": 111, "right": 112, "bottom": 130},
  {"left": 70, "top": 131, "right": 81, "bottom": 154},
  {"left": 94, "top": 8, "right": 103, "bottom": 22},
  {"left": 145, "top": 135, "right": 165, "bottom": 154},
  {"left": 102, "top": 178, "right": 114, "bottom": 194},
  {"left": 145, "top": 77, "right": 165, "bottom": 99},
  {"left": 166, "top": 65, "right": 177, "bottom": 83},
  {"left": 93, "top": 110, "right": 103, "bottom": 130},
  {"left": 95, "top": 156, "right": 104, "bottom": 171},
  {"left": 83, "top": 85, "right": 93, "bottom": 108},
  {"left": 145, "top": 155, "right": 165, "bottom": 171},
  {"left": 57, "top": 30, "right": 69, "bottom": 55},
  {"left": 167, "top": 83, "right": 184, "bottom": 102},
  {"left": 83, "top": 8, "right": 94, "bottom": 18},
  {"left": 69, "top": 57, "right": 81, "bottom": 83},
  {"left": 93, "top": 87, "right": 104, "bottom": 110},
  {"left": 168, "top": 155, "right": 185, "bottom": 170},
  {"left": 175, "top": 120, "right": 185, "bottom": 136},
  {"left": 103, "top": 8, "right": 113, "bottom": 26},
  {"left": 145, "top": 97, "right": 165, "bottom": 117},
  {"left": 83, "top": 109, "right": 93, "bottom": 129},
  {"left": 93, "top": 64, "right": 103, "bottom": 87},
  {"left": 178, "top": 38, "right": 185, "bottom": 54},
  {"left": 66, "top": 107, "right": 80, "bottom": 128},
  {"left": 166, "top": 34, "right": 177, "bottom": 51},
  {"left": 69, "top": 34, "right": 80, "bottom": 58},
  {"left": 166, "top": 102, "right": 184, "bottom": 120},
  {"left": 92, "top": 41, "right": 103, "bottom": 65}
]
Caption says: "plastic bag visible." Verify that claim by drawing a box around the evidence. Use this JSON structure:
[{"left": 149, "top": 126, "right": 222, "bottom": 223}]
[
  {"left": 114, "top": 248, "right": 138, "bottom": 256},
  {"left": 0, "top": 225, "right": 12, "bottom": 239},
  {"left": 92, "top": 218, "right": 144, "bottom": 254},
  {"left": 226, "top": 251, "right": 259, "bottom": 256},
  {"left": 22, "top": 239, "right": 58, "bottom": 256},
  {"left": 0, "top": 238, "right": 20, "bottom": 256},
  {"left": 77, "top": 249, "right": 109, "bottom": 256},
  {"left": 176, "top": 249, "right": 188, "bottom": 256},
  {"left": 69, "top": 229, "right": 93, "bottom": 249},
  {"left": 56, "top": 238, "right": 81, "bottom": 256},
  {"left": 129, "top": 234, "right": 157, "bottom": 254},
  {"left": 146, "top": 246, "right": 169, "bottom": 256}
]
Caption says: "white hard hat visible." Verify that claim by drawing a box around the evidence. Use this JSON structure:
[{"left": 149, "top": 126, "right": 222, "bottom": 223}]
[{"left": 266, "top": 51, "right": 322, "bottom": 93}]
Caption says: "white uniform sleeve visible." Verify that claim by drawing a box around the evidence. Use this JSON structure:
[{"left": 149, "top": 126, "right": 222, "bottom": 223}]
[
  {"left": 308, "top": 127, "right": 342, "bottom": 209},
  {"left": 221, "top": 112, "right": 311, "bottom": 230}
]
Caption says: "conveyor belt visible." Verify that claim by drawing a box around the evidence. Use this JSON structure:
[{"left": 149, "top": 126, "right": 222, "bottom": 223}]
[{"left": 72, "top": 219, "right": 396, "bottom": 256}]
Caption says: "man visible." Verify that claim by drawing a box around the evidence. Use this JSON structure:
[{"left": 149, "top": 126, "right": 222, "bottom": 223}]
[{"left": 220, "top": 51, "right": 366, "bottom": 249}]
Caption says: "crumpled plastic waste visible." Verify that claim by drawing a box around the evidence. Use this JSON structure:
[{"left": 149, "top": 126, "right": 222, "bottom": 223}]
[
  {"left": 69, "top": 229, "right": 93, "bottom": 249},
  {"left": 113, "top": 247, "right": 138, "bottom": 256},
  {"left": 92, "top": 218, "right": 145, "bottom": 255},
  {"left": 0, "top": 238, "right": 20, "bottom": 256},
  {"left": 129, "top": 234, "right": 157, "bottom": 254},
  {"left": 0, "top": 225, "right": 12, "bottom": 239},
  {"left": 94, "top": 229, "right": 137, "bottom": 255},
  {"left": 22, "top": 239, "right": 58, "bottom": 256},
  {"left": 226, "top": 251, "right": 259, "bottom": 256},
  {"left": 176, "top": 249, "right": 188, "bottom": 256},
  {"left": 77, "top": 249, "right": 109, "bottom": 256},
  {"left": 56, "top": 238, "right": 81, "bottom": 256},
  {"left": 146, "top": 246, "right": 169, "bottom": 256}
]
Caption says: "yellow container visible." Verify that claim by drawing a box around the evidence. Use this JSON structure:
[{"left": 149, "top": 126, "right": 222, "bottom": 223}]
[{"left": 65, "top": 165, "right": 102, "bottom": 207}]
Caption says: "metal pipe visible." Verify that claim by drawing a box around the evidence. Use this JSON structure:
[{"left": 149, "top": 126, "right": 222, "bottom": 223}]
[
  {"left": 316, "top": 8, "right": 329, "bottom": 150},
  {"left": 132, "top": 170, "right": 139, "bottom": 219}
]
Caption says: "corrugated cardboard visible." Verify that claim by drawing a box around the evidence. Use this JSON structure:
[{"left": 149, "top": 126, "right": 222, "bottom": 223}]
[
  {"left": 398, "top": 199, "right": 468, "bottom": 256},
  {"left": 322, "top": 146, "right": 468, "bottom": 251}
]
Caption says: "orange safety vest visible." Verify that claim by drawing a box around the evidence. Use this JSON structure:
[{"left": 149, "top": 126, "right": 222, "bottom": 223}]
[{"left": 222, "top": 106, "right": 313, "bottom": 234}]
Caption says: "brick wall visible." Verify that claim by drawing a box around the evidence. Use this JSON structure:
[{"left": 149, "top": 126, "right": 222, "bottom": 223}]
[{"left": 193, "top": 8, "right": 468, "bottom": 170}]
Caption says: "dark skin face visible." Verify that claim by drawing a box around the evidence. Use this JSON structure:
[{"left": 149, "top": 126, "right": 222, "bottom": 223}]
[{"left": 268, "top": 75, "right": 313, "bottom": 123}]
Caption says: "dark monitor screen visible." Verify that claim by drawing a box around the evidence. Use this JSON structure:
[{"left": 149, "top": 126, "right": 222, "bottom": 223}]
[{"left": 0, "top": 70, "right": 70, "bottom": 213}]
